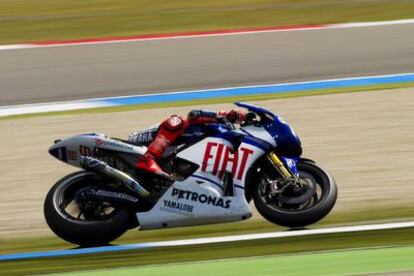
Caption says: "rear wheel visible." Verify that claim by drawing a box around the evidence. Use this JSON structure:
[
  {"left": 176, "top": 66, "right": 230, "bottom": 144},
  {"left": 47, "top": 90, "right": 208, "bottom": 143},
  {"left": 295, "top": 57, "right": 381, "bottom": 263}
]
[
  {"left": 254, "top": 161, "right": 337, "bottom": 227},
  {"left": 44, "top": 171, "right": 134, "bottom": 246}
]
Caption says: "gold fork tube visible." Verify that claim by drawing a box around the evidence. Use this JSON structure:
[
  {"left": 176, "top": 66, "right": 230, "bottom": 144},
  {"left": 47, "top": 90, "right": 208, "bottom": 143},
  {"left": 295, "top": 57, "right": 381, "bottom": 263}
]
[{"left": 268, "top": 152, "right": 292, "bottom": 178}]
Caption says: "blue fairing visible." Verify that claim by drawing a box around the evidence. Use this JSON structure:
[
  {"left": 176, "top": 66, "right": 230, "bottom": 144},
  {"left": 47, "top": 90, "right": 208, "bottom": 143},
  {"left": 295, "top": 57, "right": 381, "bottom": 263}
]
[
  {"left": 281, "top": 157, "right": 299, "bottom": 176},
  {"left": 235, "top": 102, "right": 275, "bottom": 118},
  {"left": 242, "top": 135, "right": 273, "bottom": 151},
  {"left": 271, "top": 119, "right": 302, "bottom": 157},
  {"left": 181, "top": 124, "right": 273, "bottom": 151},
  {"left": 235, "top": 102, "right": 302, "bottom": 158},
  {"left": 177, "top": 102, "right": 301, "bottom": 157}
]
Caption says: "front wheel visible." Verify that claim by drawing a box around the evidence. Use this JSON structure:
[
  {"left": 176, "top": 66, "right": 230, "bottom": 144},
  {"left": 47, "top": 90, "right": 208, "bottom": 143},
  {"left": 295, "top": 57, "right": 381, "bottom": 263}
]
[
  {"left": 44, "top": 171, "right": 134, "bottom": 246},
  {"left": 254, "top": 160, "right": 337, "bottom": 228}
]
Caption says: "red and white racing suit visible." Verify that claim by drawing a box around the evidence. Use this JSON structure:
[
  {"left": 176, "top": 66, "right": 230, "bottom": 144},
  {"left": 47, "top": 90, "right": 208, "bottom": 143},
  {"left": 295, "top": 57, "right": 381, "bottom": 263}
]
[{"left": 134, "top": 109, "right": 246, "bottom": 179}]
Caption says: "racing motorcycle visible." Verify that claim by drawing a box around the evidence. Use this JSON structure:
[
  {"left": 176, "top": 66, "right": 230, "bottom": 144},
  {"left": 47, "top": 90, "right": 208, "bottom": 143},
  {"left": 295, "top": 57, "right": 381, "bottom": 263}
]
[{"left": 45, "top": 102, "right": 337, "bottom": 246}]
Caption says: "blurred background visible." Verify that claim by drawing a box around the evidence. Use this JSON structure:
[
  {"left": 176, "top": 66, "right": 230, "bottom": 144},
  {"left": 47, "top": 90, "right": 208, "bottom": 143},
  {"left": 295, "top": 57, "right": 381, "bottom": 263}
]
[
  {"left": 1, "top": 0, "right": 414, "bottom": 44},
  {"left": 0, "top": 0, "right": 413, "bottom": 275}
]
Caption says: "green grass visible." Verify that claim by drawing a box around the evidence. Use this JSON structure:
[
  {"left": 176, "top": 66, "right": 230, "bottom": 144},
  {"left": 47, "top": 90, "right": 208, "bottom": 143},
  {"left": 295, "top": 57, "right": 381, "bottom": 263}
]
[
  {"left": 2, "top": 227, "right": 414, "bottom": 275},
  {"left": 2, "top": 82, "right": 414, "bottom": 121},
  {"left": 1, "top": 0, "right": 414, "bottom": 44},
  {"left": 1, "top": 205, "right": 413, "bottom": 255},
  {"left": 59, "top": 245, "right": 414, "bottom": 276}
]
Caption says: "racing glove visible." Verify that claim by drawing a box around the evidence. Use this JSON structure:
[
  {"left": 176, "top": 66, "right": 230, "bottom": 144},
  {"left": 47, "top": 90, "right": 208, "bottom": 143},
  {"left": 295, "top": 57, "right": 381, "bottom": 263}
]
[{"left": 225, "top": 109, "right": 246, "bottom": 124}]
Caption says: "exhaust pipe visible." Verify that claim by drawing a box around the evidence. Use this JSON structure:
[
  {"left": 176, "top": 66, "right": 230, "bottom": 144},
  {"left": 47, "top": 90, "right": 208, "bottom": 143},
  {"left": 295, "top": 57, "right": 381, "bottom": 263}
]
[{"left": 80, "top": 156, "right": 150, "bottom": 198}]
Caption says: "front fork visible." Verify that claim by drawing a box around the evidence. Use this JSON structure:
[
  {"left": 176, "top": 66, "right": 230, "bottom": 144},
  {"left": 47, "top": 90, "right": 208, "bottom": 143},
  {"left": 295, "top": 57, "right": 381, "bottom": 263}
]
[
  {"left": 267, "top": 152, "right": 298, "bottom": 180},
  {"left": 265, "top": 152, "right": 301, "bottom": 195}
]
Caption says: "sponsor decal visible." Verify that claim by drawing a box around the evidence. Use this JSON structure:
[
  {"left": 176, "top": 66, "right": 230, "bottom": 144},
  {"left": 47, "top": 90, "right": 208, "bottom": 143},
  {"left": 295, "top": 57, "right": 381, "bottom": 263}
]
[
  {"left": 162, "top": 200, "right": 194, "bottom": 214},
  {"left": 67, "top": 150, "right": 78, "bottom": 160},
  {"left": 94, "top": 138, "right": 104, "bottom": 146},
  {"left": 131, "top": 131, "right": 154, "bottom": 143},
  {"left": 171, "top": 188, "right": 231, "bottom": 209},
  {"left": 95, "top": 139, "right": 133, "bottom": 151},
  {"left": 201, "top": 142, "right": 254, "bottom": 180},
  {"left": 79, "top": 145, "right": 92, "bottom": 156}
]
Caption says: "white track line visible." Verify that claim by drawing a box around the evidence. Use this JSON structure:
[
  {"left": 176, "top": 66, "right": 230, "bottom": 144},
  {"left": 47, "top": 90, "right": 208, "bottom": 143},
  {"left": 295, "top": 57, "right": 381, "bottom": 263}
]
[
  {"left": 143, "top": 221, "right": 414, "bottom": 248},
  {"left": 331, "top": 18, "right": 414, "bottom": 28},
  {"left": 1, "top": 72, "right": 414, "bottom": 117},
  {"left": 0, "top": 101, "right": 111, "bottom": 117},
  {"left": 0, "top": 44, "right": 32, "bottom": 50}
]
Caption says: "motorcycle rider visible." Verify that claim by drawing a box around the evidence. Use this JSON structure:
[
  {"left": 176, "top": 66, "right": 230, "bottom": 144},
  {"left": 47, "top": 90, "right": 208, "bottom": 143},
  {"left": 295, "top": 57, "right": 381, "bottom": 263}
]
[{"left": 129, "top": 109, "right": 246, "bottom": 180}]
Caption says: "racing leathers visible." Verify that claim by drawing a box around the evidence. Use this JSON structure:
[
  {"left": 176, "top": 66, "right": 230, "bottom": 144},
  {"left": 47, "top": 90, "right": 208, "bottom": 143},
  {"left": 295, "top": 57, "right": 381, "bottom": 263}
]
[{"left": 129, "top": 109, "right": 246, "bottom": 179}]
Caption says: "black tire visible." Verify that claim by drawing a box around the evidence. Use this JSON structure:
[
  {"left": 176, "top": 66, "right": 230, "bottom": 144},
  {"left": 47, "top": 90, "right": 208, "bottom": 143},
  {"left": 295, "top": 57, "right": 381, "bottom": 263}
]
[
  {"left": 44, "top": 171, "right": 133, "bottom": 246},
  {"left": 254, "top": 161, "right": 337, "bottom": 228}
]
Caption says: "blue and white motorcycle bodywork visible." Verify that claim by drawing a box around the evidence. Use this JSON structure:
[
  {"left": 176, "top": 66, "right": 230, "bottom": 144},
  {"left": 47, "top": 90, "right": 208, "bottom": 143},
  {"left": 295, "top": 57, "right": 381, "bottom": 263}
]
[{"left": 46, "top": 102, "right": 337, "bottom": 246}]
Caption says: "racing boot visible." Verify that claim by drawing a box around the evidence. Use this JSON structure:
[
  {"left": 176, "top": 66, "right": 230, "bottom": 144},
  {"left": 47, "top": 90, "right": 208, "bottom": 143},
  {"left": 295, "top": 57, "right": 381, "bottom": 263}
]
[
  {"left": 136, "top": 152, "right": 173, "bottom": 180},
  {"left": 136, "top": 115, "right": 187, "bottom": 181}
]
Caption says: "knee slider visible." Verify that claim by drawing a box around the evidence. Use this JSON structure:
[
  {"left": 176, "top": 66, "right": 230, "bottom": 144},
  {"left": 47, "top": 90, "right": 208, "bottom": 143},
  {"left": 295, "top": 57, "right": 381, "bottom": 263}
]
[{"left": 161, "top": 115, "right": 185, "bottom": 132}]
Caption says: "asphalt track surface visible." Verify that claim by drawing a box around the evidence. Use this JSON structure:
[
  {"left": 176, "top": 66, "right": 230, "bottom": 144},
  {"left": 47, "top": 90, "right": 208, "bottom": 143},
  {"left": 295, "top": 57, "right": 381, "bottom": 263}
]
[{"left": 1, "top": 23, "right": 414, "bottom": 105}]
